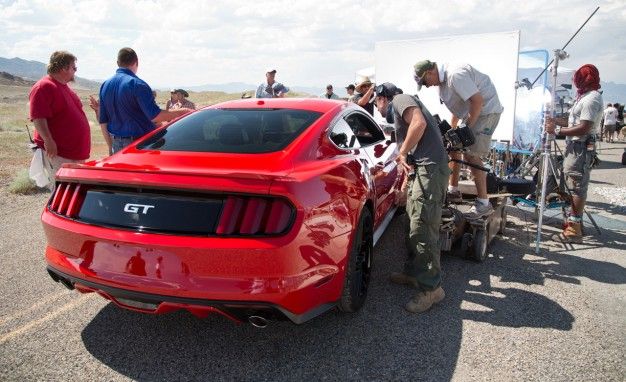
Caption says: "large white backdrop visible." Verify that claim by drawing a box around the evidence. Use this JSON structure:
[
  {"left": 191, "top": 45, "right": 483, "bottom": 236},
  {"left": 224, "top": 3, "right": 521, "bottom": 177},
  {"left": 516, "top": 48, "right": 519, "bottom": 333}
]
[{"left": 375, "top": 31, "right": 520, "bottom": 142}]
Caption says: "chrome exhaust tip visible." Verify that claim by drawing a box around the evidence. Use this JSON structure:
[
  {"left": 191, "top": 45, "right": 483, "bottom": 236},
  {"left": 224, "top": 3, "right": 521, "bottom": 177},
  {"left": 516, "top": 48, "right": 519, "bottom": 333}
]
[{"left": 248, "top": 315, "right": 269, "bottom": 328}]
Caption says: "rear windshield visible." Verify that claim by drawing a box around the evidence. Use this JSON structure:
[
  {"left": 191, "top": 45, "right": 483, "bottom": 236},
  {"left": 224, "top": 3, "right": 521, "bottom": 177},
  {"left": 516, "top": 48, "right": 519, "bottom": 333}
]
[{"left": 137, "top": 108, "right": 322, "bottom": 153}]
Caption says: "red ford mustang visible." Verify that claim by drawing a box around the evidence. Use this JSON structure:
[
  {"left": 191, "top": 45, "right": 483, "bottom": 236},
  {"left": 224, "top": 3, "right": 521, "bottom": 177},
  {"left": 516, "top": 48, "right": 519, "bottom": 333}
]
[{"left": 43, "top": 98, "right": 403, "bottom": 325}]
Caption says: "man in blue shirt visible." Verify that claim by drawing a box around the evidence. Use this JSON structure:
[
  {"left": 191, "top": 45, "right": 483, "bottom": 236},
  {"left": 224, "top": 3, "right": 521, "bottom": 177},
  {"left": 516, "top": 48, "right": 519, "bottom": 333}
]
[{"left": 98, "top": 47, "right": 192, "bottom": 154}]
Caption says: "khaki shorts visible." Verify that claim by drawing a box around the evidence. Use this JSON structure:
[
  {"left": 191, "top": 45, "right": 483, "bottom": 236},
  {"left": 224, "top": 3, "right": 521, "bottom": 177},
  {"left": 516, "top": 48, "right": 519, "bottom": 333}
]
[
  {"left": 466, "top": 113, "right": 501, "bottom": 157},
  {"left": 563, "top": 141, "right": 593, "bottom": 199}
]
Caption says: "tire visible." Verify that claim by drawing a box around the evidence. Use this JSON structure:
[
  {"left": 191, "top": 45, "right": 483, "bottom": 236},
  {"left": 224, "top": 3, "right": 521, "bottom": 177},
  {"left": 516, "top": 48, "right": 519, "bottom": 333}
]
[
  {"left": 458, "top": 232, "right": 470, "bottom": 257},
  {"left": 472, "top": 227, "right": 488, "bottom": 262},
  {"left": 338, "top": 208, "right": 373, "bottom": 313}
]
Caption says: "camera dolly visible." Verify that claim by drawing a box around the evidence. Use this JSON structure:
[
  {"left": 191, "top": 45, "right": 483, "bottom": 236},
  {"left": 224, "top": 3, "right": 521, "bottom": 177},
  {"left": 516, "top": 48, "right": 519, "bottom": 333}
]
[{"left": 439, "top": 194, "right": 509, "bottom": 262}]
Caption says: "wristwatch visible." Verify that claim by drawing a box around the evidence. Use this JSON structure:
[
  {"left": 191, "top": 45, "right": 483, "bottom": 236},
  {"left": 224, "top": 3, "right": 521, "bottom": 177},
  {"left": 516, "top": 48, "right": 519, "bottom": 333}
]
[{"left": 555, "top": 126, "right": 562, "bottom": 135}]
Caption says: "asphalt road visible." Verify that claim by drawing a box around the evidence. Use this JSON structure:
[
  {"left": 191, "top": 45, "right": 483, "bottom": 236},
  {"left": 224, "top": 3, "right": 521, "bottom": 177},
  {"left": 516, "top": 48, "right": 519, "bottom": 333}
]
[{"left": 1, "top": 143, "right": 625, "bottom": 381}]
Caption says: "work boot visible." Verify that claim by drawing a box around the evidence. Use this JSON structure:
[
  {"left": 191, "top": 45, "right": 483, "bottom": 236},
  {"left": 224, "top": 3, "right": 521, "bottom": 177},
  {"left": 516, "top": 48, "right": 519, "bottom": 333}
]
[
  {"left": 465, "top": 200, "right": 494, "bottom": 220},
  {"left": 552, "top": 221, "right": 582, "bottom": 244},
  {"left": 389, "top": 272, "right": 418, "bottom": 288},
  {"left": 405, "top": 287, "right": 445, "bottom": 313},
  {"left": 446, "top": 189, "right": 463, "bottom": 204},
  {"left": 560, "top": 221, "right": 583, "bottom": 244}
]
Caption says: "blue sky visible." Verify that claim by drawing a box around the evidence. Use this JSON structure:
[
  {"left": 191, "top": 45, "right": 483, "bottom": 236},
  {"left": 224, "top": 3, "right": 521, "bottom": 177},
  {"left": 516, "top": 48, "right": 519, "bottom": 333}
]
[{"left": 1, "top": 0, "right": 624, "bottom": 89}]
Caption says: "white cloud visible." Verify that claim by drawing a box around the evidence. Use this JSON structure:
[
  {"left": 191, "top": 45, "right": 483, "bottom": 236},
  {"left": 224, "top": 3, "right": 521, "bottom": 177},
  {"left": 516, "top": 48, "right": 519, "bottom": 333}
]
[{"left": 1, "top": 0, "right": 625, "bottom": 89}]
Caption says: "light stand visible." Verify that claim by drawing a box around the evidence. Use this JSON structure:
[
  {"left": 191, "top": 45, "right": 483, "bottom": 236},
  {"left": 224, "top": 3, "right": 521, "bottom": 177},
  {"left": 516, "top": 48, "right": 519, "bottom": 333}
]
[{"left": 535, "top": 49, "right": 568, "bottom": 254}]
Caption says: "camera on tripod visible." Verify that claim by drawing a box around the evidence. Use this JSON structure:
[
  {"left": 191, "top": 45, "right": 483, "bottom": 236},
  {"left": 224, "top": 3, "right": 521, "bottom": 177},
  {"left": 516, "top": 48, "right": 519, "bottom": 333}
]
[{"left": 433, "top": 114, "right": 475, "bottom": 151}]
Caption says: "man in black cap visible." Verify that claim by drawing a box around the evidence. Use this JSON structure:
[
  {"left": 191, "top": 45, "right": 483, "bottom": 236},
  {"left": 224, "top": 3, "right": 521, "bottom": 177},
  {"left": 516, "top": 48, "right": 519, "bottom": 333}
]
[
  {"left": 374, "top": 82, "right": 449, "bottom": 313},
  {"left": 345, "top": 84, "right": 356, "bottom": 102}
]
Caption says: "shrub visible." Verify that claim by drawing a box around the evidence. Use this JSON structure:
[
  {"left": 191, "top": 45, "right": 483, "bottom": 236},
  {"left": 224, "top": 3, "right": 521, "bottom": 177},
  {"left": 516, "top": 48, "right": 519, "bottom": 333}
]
[{"left": 8, "top": 169, "right": 39, "bottom": 194}]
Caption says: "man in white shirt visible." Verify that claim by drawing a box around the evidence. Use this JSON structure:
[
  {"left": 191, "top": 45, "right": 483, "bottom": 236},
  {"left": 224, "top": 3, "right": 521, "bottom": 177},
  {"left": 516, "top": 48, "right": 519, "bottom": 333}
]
[
  {"left": 602, "top": 103, "right": 618, "bottom": 143},
  {"left": 414, "top": 60, "right": 503, "bottom": 219},
  {"left": 255, "top": 68, "right": 289, "bottom": 98}
]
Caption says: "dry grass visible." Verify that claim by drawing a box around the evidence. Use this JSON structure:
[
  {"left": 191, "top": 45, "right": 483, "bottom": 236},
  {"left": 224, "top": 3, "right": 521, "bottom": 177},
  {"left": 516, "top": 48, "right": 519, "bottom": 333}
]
[{"left": 0, "top": 83, "right": 311, "bottom": 189}]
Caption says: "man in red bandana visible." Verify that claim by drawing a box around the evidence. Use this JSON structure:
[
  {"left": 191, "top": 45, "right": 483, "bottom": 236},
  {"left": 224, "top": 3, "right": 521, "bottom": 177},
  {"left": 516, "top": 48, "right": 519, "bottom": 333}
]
[{"left": 546, "top": 64, "right": 603, "bottom": 243}]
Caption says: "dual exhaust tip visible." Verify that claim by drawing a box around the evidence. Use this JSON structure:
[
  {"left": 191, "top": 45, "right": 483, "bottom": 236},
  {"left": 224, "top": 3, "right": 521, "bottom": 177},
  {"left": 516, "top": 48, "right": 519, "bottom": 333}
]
[{"left": 47, "top": 269, "right": 74, "bottom": 290}]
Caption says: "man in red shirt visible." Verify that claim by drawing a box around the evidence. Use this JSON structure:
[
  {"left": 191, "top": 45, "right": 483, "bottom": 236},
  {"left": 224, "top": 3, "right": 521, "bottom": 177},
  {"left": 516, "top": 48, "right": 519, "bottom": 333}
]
[{"left": 29, "top": 51, "right": 91, "bottom": 189}]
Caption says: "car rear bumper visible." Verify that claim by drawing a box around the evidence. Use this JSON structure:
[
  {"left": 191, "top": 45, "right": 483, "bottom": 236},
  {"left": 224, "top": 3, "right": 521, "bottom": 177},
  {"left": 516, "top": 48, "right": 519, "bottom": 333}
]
[
  {"left": 46, "top": 266, "right": 336, "bottom": 325},
  {"left": 42, "top": 211, "right": 351, "bottom": 324}
]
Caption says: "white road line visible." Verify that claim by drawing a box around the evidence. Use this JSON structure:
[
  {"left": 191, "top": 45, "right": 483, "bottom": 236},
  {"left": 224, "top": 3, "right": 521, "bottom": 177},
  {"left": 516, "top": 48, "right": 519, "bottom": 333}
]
[
  {"left": 0, "top": 290, "right": 71, "bottom": 325},
  {"left": 0, "top": 294, "right": 92, "bottom": 344}
]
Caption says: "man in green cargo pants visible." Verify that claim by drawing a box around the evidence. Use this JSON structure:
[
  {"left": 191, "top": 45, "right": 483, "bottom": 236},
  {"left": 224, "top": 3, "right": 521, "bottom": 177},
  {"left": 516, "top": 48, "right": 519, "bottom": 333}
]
[{"left": 375, "top": 82, "right": 449, "bottom": 313}]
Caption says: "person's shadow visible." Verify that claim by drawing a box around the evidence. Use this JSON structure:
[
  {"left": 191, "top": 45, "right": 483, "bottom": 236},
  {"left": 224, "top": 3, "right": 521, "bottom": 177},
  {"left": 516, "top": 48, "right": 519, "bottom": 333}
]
[{"left": 77, "top": 210, "right": 623, "bottom": 381}]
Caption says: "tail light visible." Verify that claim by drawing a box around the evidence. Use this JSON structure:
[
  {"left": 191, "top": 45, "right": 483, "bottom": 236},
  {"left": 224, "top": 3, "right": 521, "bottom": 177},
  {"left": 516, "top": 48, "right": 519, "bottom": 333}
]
[
  {"left": 216, "top": 196, "right": 294, "bottom": 236},
  {"left": 48, "top": 182, "right": 88, "bottom": 218}
]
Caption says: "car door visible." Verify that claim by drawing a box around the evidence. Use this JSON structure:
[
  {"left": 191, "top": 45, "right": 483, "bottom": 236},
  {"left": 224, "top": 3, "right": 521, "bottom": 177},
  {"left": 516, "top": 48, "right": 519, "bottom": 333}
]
[{"left": 344, "top": 111, "right": 399, "bottom": 226}]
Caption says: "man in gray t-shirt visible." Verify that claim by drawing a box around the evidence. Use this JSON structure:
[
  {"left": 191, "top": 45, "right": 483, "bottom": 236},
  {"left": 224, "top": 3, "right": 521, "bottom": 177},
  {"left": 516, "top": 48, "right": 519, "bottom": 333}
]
[
  {"left": 414, "top": 60, "right": 503, "bottom": 219},
  {"left": 375, "top": 82, "right": 449, "bottom": 314}
]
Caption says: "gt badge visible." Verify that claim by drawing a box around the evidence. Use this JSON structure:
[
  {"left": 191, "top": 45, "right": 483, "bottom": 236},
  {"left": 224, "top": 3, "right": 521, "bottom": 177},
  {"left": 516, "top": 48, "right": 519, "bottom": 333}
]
[{"left": 123, "top": 203, "right": 155, "bottom": 214}]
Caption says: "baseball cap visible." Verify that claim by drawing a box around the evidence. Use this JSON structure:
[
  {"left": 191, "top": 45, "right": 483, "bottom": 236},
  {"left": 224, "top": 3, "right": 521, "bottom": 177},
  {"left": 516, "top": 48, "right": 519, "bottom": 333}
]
[
  {"left": 374, "top": 82, "right": 403, "bottom": 99},
  {"left": 266, "top": 67, "right": 277, "bottom": 74},
  {"left": 413, "top": 60, "right": 435, "bottom": 90}
]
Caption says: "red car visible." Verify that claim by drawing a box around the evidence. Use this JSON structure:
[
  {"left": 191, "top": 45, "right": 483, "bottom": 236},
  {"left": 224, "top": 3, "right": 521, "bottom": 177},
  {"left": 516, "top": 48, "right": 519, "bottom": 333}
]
[{"left": 43, "top": 98, "right": 403, "bottom": 326}]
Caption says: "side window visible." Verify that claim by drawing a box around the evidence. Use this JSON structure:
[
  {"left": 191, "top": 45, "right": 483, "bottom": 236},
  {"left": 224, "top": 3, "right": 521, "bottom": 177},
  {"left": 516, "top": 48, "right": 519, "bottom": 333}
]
[
  {"left": 329, "top": 119, "right": 361, "bottom": 149},
  {"left": 344, "top": 113, "right": 385, "bottom": 146}
]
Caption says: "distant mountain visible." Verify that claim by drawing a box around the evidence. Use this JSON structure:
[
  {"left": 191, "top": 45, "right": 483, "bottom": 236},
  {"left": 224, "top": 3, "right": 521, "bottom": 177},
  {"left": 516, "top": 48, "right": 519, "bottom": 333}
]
[
  {"left": 0, "top": 57, "right": 100, "bottom": 90},
  {"left": 186, "top": 82, "right": 318, "bottom": 96},
  {"left": 0, "top": 71, "right": 35, "bottom": 87}
]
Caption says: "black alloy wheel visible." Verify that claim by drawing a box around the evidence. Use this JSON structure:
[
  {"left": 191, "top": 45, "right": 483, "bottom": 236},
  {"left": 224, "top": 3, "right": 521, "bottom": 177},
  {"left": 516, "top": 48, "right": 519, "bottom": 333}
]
[{"left": 338, "top": 208, "right": 373, "bottom": 312}]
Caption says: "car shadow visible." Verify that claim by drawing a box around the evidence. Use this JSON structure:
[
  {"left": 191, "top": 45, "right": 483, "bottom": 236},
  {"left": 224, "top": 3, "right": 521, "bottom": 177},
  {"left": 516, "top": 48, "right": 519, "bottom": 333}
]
[{"left": 78, "top": 209, "right": 620, "bottom": 381}]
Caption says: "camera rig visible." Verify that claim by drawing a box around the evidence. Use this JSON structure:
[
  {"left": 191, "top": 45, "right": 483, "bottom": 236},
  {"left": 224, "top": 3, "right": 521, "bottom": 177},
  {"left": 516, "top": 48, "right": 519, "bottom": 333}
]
[{"left": 434, "top": 114, "right": 475, "bottom": 152}]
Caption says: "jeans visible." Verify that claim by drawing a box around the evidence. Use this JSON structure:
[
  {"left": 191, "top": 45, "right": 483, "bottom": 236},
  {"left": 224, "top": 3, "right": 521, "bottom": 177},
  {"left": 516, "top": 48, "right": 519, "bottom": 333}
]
[{"left": 111, "top": 136, "right": 138, "bottom": 154}]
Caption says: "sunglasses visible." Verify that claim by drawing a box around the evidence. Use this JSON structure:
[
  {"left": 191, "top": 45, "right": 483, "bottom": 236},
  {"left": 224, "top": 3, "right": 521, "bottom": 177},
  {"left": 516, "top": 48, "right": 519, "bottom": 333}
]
[{"left": 413, "top": 73, "right": 425, "bottom": 85}]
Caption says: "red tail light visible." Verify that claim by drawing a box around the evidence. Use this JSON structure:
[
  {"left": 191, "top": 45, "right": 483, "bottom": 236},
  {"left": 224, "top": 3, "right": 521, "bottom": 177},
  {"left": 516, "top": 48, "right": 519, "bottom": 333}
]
[
  {"left": 48, "top": 182, "right": 88, "bottom": 218},
  {"left": 216, "top": 196, "right": 294, "bottom": 236}
]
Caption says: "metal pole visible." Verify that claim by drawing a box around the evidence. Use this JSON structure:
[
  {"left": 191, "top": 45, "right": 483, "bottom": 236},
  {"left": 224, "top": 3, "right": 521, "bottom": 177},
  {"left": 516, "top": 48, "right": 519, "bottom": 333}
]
[
  {"left": 535, "top": 50, "right": 562, "bottom": 254},
  {"left": 529, "top": 6, "right": 599, "bottom": 88}
]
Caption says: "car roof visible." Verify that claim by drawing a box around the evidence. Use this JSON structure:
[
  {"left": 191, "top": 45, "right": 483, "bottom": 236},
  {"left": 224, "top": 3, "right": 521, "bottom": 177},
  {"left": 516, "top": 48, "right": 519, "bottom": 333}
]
[{"left": 207, "top": 98, "right": 348, "bottom": 114}]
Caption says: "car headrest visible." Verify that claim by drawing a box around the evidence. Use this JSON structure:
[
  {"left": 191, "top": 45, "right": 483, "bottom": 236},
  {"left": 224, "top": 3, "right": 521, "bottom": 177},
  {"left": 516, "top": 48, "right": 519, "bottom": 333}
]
[{"left": 218, "top": 124, "right": 249, "bottom": 145}]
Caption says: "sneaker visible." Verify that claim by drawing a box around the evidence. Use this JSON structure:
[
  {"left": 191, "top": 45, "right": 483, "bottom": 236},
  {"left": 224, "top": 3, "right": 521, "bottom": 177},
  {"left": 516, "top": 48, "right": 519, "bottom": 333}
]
[
  {"left": 389, "top": 272, "right": 419, "bottom": 288},
  {"left": 465, "top": 201, "right": 494, "bottom": 220},
  {"left": 446, "top": 189, "right": 463, "bottom": 203},
  {"left": 405, "top": 287, "right": 445, "bottom": 313}
]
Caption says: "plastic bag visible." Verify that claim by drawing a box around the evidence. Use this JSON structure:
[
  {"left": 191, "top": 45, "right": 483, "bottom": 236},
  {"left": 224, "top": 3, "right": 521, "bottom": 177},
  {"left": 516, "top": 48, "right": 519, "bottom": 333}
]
[{"left": 29, "top": 148, "right": 50, "bottom": 188}]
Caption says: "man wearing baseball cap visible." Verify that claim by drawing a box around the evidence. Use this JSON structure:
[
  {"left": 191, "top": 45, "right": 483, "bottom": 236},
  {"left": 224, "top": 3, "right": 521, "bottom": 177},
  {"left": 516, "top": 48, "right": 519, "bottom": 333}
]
[
  {"left": 374, "top": 82, "right": 449, "bottom": 313},
  {"left": 414, "top": 60, "right": 503, "bottom": 219},
  {"left": 255, "top": 68, "right": 290, "bottom": 98},
  {"left": 345, "top": 84, "right": 356, "bottom": 102}
]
